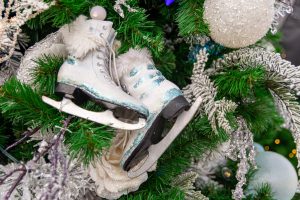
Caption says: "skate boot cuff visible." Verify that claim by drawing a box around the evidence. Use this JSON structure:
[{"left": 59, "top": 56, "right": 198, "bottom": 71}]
[
  {"left": 61, "top": 15, "right": 111, "bottom": 59},
  {"left": 116, "top": 48, "right": 153, "bottom": 78}
]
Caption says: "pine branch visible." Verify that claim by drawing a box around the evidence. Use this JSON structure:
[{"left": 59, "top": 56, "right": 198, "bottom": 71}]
[
  {"left": 176, "top": 0, "right": 209, "bottom": 36},
  {"left": 213, "top": 67, "right": 266, "bottom": 100},
  {"left": 66, "top": 120, "right": 113, "bottom": 165},
  {"left": 32, "top": 55, "right": 64, "bottom": 95},
  {"left": 0, "top": 78, "right": 64, "bottom": 129},
  {"left": 210, "top": 47, "right": 300, "bottom": 167},
  {"left": 115, "top": 10, "right": 165, "bottom": 58}
]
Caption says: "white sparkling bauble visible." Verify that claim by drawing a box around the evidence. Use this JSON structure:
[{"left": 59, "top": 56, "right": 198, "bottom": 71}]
[
  {"left": 90, "top": 6, "right": 107, "bottom": 20},
  {"left": 247, "top": 151, "right": 298, "bottom": 200},
  {"left": 203, "top": 0, "right": 275, "bottom": 48}
]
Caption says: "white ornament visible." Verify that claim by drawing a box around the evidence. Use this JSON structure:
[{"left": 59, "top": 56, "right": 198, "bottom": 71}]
[
  {"left": 247, "top": 151, "right": 298, "bottom": 200},
  {"left": 90, "top": 6, "right": 107, "bottom": 20},
  {"left": 253, "top": 142, "right": 265, "bottom": 153},
  {"left": 203, "top": 0, "right": 275, "bottom": 48}
]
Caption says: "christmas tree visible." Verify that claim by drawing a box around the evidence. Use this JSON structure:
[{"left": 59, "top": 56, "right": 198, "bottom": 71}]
[{"left": 0, "top": 0, "right": 299, "bottom": 199}]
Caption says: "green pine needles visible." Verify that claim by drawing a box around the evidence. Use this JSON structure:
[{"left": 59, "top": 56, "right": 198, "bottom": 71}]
[
  {"left": 176, "top": 0, "right": 209, "bottom": 36},
  {"left": 32, "top": 55, "right": 64, "bottom": 96}
]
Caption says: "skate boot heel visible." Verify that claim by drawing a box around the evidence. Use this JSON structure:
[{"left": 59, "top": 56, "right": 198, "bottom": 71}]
[
  {"left": 162, "top": 95, "right": 190, "bottom": 120},
  {"left": 55, "top": 83, "right": 88, "bottom": 105}
]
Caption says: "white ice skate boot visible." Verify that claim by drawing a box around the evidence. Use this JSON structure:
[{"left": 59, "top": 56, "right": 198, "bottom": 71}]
[
  {"left": 115, "top": 49, "right": 191, "bottom": 176},
  {"left": 42, "top": 15, "right": 148, "bottom": 130}
]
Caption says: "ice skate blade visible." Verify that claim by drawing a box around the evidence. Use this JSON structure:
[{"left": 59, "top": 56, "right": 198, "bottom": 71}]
[
  {"left": 42, "top": 96, "right": 146, "bottom": 130},
  {"left": 127, "top": 96, "right": 203, "bottom": 178}
]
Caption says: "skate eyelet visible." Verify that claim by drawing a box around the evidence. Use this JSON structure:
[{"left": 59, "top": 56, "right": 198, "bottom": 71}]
[
  {"left": 103, "top": 26, "right": 107, "bottom": 30},
  {"left": 100, "top": 33, "right": 104, "bottom": 37}
]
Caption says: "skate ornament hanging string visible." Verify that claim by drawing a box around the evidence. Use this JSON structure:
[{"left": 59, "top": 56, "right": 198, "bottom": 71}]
[{"left": 0, "top": 0, "right": 53, "bottom": 64}]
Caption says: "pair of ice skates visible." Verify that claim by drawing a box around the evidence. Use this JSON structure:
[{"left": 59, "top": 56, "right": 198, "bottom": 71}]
[{"left": 42, "top": 14, "right": 202, "bottom": 178}]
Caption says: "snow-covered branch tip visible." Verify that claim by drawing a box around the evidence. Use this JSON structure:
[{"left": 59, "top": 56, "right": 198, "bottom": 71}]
[
  {"left": 0, "top": 0, "right": 54, "bottom": 64},
  {"left": 183, "top": 48, "right": 237, "bottom": 135}
]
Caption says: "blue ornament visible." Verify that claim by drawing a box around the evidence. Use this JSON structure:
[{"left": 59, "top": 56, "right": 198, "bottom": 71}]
[
  {"left": 165, "top": 0, "right": 175, "bottom": 6},
  {"left": 188, "top": 40, "right": 225, "bottom": 63}
]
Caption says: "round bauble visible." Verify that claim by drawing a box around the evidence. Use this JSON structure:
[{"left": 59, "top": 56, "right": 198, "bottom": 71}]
[
  {"left": 247, "top": 151, "right": 298, "bottom": 200},
  {"left": 203, "top": 0, "right": 275, "bottom": 48},
  {"left": 90, "top": 6, "right": 107, "bottom": 20},
  {"left": 253, "top": 142, "right": 265, "bottom": 153}
]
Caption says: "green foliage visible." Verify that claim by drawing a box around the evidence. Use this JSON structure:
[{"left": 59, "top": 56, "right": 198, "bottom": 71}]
[
  {"left": 32, "top": 55, "right": 64, "bottom": 95},
  {"left": 202, "top": 183, "right": 275, "bottom": 200},
  {"left": 172, "top": 43, "right": 194, "bottom": 88},
  {"left": 154, "top": 49, "right": 176, "bottom": 80},
  {"left": 176, "top": 0, "right": 209, "bottom": 36},
  {"left": 211, "top": 66, "right": 283, "bottom": 135},
  {"left": 213, "top": 66, "right": 266, "bottom": 100},
  {"left": 265, "top": 31, "right": 283, "bottom": 53},
  {"left": 28, "top": 0, "right": 164, "bottom": 58},
  {"left": 201, "top": 184, "right": 233, "bottom": 200},
  {"left": 122, "top": 187, "right": 184, "bottom": 200},
  {"left": 115, "top": 9, "right": 164, "bottom": 58},
  {"left": 237, "top": 87, "right": 284, "bottom": 135},
  {"left": 66, "top": 120, "right": 113, "bottom": 165},
  {"left": 0, "top": 78, "right": 64, "bottom": 129},
  {"left": 246, "top": 183, "right": 275, "bottom": 200}
]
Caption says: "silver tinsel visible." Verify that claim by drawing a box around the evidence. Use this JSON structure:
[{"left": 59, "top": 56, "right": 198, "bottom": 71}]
[{"left": 226, "top": 117, "right": 256, "bottom": 200}]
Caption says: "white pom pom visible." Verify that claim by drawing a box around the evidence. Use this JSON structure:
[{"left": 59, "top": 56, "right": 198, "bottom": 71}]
[
  {"left": 90, "top": 6, "right": 107, "bottom": 20},
  {"left": 203, "top": 0, "right": 275, "bottom": 48}
]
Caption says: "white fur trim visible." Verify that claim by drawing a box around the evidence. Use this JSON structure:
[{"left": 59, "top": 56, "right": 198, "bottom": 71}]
[
  {"left": 116, "top": 48, "right": 153, "bottom": 78},
  {"left": 61, "top": 15, "right": 100, "bottom": 59}
]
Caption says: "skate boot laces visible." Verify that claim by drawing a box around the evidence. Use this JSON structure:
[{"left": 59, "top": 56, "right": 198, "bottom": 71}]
[{"left": 93, "top": 33, "right": 121, "bottom": 87}]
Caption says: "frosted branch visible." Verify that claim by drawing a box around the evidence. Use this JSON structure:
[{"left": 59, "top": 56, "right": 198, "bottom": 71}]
[{"left": 183, "top": 48, "right": 237, "bottom": 134}]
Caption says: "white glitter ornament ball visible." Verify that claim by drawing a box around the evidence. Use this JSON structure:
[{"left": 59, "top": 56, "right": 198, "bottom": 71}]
[
  {"left": 90, "top": 6, "right": 107, "bottom": 20},
  {"left": 203, "top": 0, "right": 275, "bottom": 48},
  {"left": 247, "top": 151, "right": 298, "bottom": 200}
]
